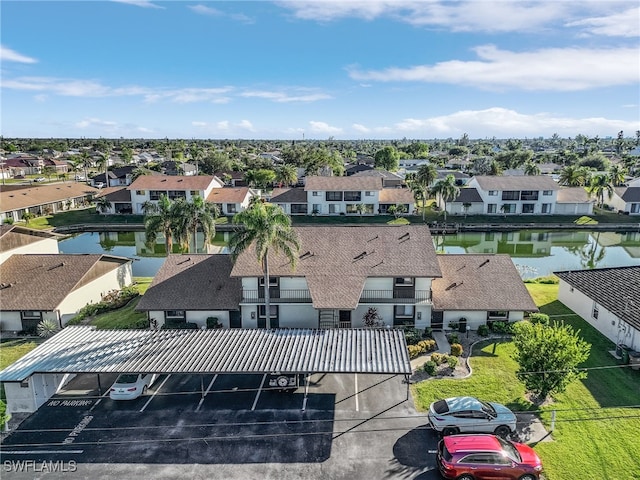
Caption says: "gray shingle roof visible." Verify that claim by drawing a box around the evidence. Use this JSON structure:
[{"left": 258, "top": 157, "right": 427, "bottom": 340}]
[
  {"left": 473, "top": 175, "right": 560, "bottom": 191},
  {"left": 0, "top": 225, "right": 59, "bottom": 253},
  {"left": 432, "top": 254, "right": 538, "bottom": 312},
  {"left": 304, "top": 176, "right": 383, "bottom": 191},
  {"left": 0, "top": 326, "right": 412, "bottom": 381},
  {"left": 451, "top": 188, "right": 483, "bottom": 203},
  {"left": 136, "top": 254, "right": 241, "bottom": 311},
  {"left": 231, "top": 225, "right": 442, "bottom": 310},
  {"left": 270, "top": 187, "right": 307, "bottom": 203},
  {"left": 0, "top": 254, "right": 131, "bottom": 311},
  {"left": 616, "top": 187, "right": 640, "bottom": 202},
  {"left": 554, "top": 266, "right": 640, "bottom": 331}
]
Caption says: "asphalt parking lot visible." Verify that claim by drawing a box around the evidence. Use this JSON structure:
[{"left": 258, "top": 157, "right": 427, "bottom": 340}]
[{"left": 1, "top": 372, "right": 442, "bottom": 479}]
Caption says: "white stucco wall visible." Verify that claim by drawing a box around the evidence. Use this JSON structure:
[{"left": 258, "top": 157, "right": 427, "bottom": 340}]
[
  {"left": 0, "top": 312, "right": 23, "bottom": 331},
  {"left": 558, "top": 280, "right": 639, "bottom": 351},
  {"left": 555, "top": 202, "right": 594, "bottom": 215},
  {"left": 57, "top": 262, "right": 133, "bottom": 325},
  {"left": 4, "top": 373, "right": 74, "bottom": 414},
  {"left": 185, "top": 311, "right": 230, "bottom": 329}
]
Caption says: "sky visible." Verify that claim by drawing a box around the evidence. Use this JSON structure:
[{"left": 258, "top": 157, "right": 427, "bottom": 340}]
[{"left": 1, "top": 0, "right": 639, "bottom": 140}]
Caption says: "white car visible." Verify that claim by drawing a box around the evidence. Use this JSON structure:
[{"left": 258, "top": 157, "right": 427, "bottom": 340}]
[
  {"left": 428, "top": 396, "right": 517, "bottom": 437},
  {"left": 109, "top": 373, "right": 155, "bottom": 400},
  {"left": 34, "top": 177, "right": 46, "bottom": 182}
]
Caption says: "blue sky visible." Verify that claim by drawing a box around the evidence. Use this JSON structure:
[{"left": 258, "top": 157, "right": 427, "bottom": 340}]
[{"left": 2, "top": 1, "right": 639, "bottom": 140}]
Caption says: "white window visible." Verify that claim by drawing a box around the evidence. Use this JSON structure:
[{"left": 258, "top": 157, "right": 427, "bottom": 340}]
[
  {"left": 542, "top": 203, "right": 552, "bottom": 213},
  {"left": 543, "top": 190, "right": 553, "bottom": 196},
  {"left": 312, "top": 191, "right": 319, "bottom": 196},
  {"left": 487, "top": 204, "right": 497, "bottom": 213},
  {"left": 592, "top": 302, "right": 599, "bottom": 319},
  {"left": 365, "top": 191, "right": 373, "bottom": 196},
  {"left": 488, "top": 190, "right": 497, "bottom": 196}
]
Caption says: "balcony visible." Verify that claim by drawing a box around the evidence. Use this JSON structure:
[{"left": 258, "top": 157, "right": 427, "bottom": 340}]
[{"left": 241, "top": 289, "right": 432, "bottom": 304}]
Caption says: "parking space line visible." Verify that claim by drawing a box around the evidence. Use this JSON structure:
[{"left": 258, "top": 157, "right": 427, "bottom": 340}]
[
  {"left": 140, "top": 374, "right": 171, "bottom": 412},
  {"left": 251, "top": 374, "right": 267, "bottom": 411},
  {"left": 354, "top": 373, "right": 359, "bottom": 412},
  {"left": 196, "top": 374, "right": 218, "bottom": 412},
  {"left": 89, "top": 388, "right": 111, "bottom": 412},
  {"left": 302, "top": 374, "right": 309, "bottom": 412},
  {"left": 2, "top": 450, "right": 84, "bottom": 455}
]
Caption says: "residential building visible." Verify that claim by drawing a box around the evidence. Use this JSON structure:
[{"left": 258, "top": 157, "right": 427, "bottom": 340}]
[
  {"left": 0, "top": 183, "right": 99, "bottom": 224},
  {"left": 431, "top": 254, "right": 538, "bottom": 330},
  {"left": 0, "top": 254, "right": 133, "bottom": 332},
  {"left": 610, "top": 187, "right": 640, "bottom": 215},
  {"left": 351, "top": 169, "right": 405, "bottom": 188},
  {"left": 466, "top": 175, "right": 561, "bottom": 215},
  {"left": 207, "top": 187, "right": 255, "bottom": 216},
  {"left": 555, "top": 187, "right": 595, "bottom": 215},
  {"left": 555, "top": 266, "right": 640, "bottom": 351},
  {"left": 0, "top": 225, "right": 60, "bottom": 265},
  {"left": 230, "top": 225, "right": 442, "bottom": 330},
  {"left": 269, "top": 187, "right": 308, "bottom": 215},
  {"left": 127, "top": 175, "right": 224, "bottom": 214},
  {"left": 136, "top": 254, "right": 241, "bottom": 329}
]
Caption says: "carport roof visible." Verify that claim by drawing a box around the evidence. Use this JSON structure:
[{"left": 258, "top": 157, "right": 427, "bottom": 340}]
[{"left": 0, "top": 326, "right": 412, "bottom": 382}]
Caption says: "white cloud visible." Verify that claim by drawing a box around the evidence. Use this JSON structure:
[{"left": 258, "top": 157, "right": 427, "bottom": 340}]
[
  {"left": 565, "top": 6, "right": 640, "bottom": 37},
  {"left": 241, "top": 90, "right": 332, "bottom": 102},
  {"left": 277, "top": 1, "right": 574, "bottom": 33},
  {"left": 145, "top": 87, "right": 234, "bottom": 104},
  {"left": 378, "top": 107, "right": 639, "bottom": 138},
  {"left": 352, "top": 123, "right": 370, "bottom": 133},
  {"left": 309, "top": 121, "right": 343, "bottom": 134},
  {"left": 1, "top": 45, "right": 37, "bottom": 63},
  {"left": 75, "top": 118, "right": 118, "bottom": 129},
  {"left": 236, "top": 120, "right": 255, "bottom": 131},
  {"left": 111, "top": 0, "right": 164, "bottom": 9},
  {"left": 348, "top": 45, "right": 639, "bottom": 91},
  {"left": 217, "top": 121, "right": 230, "bottom": 130},
  {"left": 189, "top": 4, "right": 255, "bottom": 24}
]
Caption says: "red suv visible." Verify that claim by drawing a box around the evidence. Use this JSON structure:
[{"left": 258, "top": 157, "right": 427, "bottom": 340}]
[{"left": 437, "top": 434, "right": 544, "bottom": 480}]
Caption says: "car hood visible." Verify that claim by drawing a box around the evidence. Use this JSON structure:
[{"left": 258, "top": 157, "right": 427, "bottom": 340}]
[
  {"left": 489, "top": 402, "right": 516, "bottom": 420},
  {"left": 515, "top": 442, "right": 542, "bottom": 466}
]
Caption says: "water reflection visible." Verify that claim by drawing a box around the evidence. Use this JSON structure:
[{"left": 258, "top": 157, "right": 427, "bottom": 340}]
[
  {"left": 59, "top": 229, "right": 640, "bottom": 279},
  {"left": 437, "top": 230, "right": 640, "bottom": 278}
]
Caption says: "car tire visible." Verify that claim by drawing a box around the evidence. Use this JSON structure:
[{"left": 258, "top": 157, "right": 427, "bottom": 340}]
[
  {"left": 442, "top": 427, "right": 459, "bottom": 436},
  {"left": 456, "top": 475, "right": 474, "bottom": 480},
  {"left": 142, "top": 385, "right": 148, "bottom": 395},
  {"left": 518, "top": 476, "right": 536, "bottom": 480},
  {"left": 494, "top": 425, "right": 511, "bottom": 438}
]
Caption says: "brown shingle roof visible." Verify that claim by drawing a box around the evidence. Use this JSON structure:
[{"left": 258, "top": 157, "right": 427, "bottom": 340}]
[
  {"left": 473, "top": 175, "right": 560, "bottom": 191},
  {"left": 127, "top": 175, "right": 221, "bottom": 191},
  {"left": 95, "top": 186, "right": 132, "bottom": 202},
  {"left": 379, "top": 188, "right": 415, "bottom": 204},
  {"left": 0, "top": 225, "right": 59, "bottom": 253},
  {"left": 206, "top": 187, "right": 252, "bottom": 204},
  {"left": 556, "top": 187, "right": 593, "bottom": 203},
  {"left": 0, "top": 254, "right": 131, "bottom": 311},
  {"left": 136, "top": 254, "right": 241, "bottom": 311},
  {"left": 432, "top": 254, "right": 538, "bottom": 312},
  {"left": 304, "top": 176, "right": 382, "bottom": 191},
  {"left": 0, "top": 183, "right": 99, "bottom": 213},
  {"left": 231, "top": 225, "right": 441, "bottom": 310},
  {"left": 554, "top": 266, "right": 640, "bottom": 331}
]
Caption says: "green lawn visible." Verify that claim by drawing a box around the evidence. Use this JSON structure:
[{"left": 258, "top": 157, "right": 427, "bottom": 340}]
[{"left": 412, "top": 283, "right": 640, "bottom": 479}]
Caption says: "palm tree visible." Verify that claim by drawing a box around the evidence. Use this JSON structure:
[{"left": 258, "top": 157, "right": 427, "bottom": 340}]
[
  {"left": 95, "top": 195, "right": 112, "bottom": 214},
  {"left": 79, "top": 150, "right": 92, "bottom": 182},
  {"left": 608, "top": 164, "right": 627, "bottom": 187},
  {"left": 144, "top": 194, "right": 180, "bottom": 254},
  {"left": 524, "top": 161, "right": 541, "bottom": 176},
  {"left": 488, "top": 160, "right": 503, "bottom": 176},
  {"left": 181, "top": 196, "right": 219, "bottom": 253},
  {"left": 587, "top": 173, "right": 614, "bottom": 208},
  {"left": 100, "top": 144, "right": 112, "bottom": 185},
  {"left": 432, "top": 174, "right": 460, "bottom": 223},
  {"left": 415, "top": 163, "right": 438, "bottom": 221},
  {"left": 229, "top": 203, "right": 299, "bottom": 329},
  {"left": 275, "top": 164, "right": 298, "bottom": 187},
  {"left": 190, "top": 144, "right": 205, "bottom": 176},
  {"left": 558, "top": 165, "right": 591, "bottom": 187}
]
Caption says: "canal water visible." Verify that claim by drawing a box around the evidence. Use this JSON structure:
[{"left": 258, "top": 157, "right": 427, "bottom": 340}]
[{"left": 58, "top": 229, "right": 640, "bottom": 279}]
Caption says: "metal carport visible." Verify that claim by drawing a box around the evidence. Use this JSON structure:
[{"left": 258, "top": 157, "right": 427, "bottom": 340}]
[{"left": 0, "top": 326, "right": 412, "bottom": 414}]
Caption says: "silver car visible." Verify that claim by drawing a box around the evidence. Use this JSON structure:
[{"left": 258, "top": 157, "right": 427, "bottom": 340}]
[{"left": 428, "top": 396, "right": 517, "bottom": 437}]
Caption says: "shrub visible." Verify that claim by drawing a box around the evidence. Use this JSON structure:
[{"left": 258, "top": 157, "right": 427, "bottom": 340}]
[
  {"left": 477, "top": 324, "right": 490, "bottom": 337},
  {"left": 450, "top": 343, "right": 463, "bottom": 357},
  {"left": 430, "top": 352, "right": 446, "bottom": 365},
  {"left": 206, "top": 317, "right": 222, "bottom": 329},
  {"left": 448, "top": 332, "right": 459, "bottom": 344},
  {"left": 417, "top": 339, "right": 436, "bottom": 353},
  {"left": 447, "top": 355, "right": 458, "bottom": 368},
  {"left": 490, "top": 321, "right": 509, "bottom": 334},
  {"left": 529, "top": 313, "right": 550, "bottom": 325},
  {"left": 404, "top": 328, "right": 423, "bottom": 345},
  {"left": 423, "top": 360, "right": 437, "bottom": 375},
  {"left": 408, "top": 345, "right": 423, "bottom": 359},
  {"left": 423, "top": 327, "right": 433, "bottom": 339},
  {"left": 37, "top": 319, "right": 60, "bottom": 338},
  {"left": 448, "top": 321, "right": 459, "bottom": 330}
]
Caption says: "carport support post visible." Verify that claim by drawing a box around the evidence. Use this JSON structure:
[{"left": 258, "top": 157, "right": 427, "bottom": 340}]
[
  {"left": 404, "top": 375, "right": 410, "bottom": 401},
  {"left": 201, "top": 375, "right": 204, "bottom": 398},
  {"left": 96, "top": 374, "right": 102, "bottom": 395}
]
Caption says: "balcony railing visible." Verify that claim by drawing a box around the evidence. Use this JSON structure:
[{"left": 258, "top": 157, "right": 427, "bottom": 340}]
[{"left": 241, "top": 289, "right": 431, "bottom": 304}]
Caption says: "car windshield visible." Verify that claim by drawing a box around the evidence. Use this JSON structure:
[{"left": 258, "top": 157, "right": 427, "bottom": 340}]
[
  {"left": 497, "top": 436, "right": 522, "bottom": 462},
  {"left": 115, "top": 374, "right": 139, "bottom": 384},
  {"left": 433, "top": 399, "right": 449, "bottom": 414},
  {"left": 480, "top": 401, "right": 497, "bottom": 417}
]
